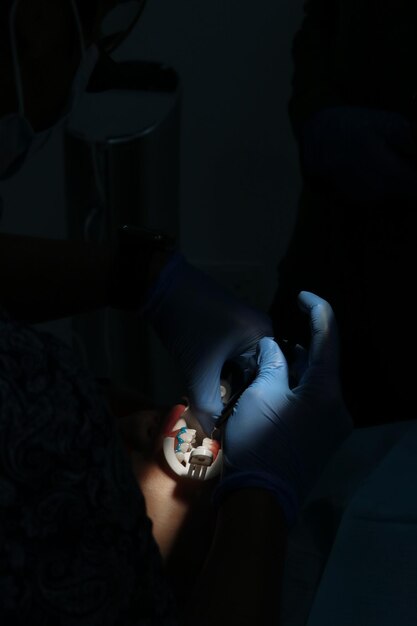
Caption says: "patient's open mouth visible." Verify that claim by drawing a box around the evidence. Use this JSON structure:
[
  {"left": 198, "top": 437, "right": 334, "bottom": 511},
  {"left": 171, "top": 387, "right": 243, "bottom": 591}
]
[{"left": 161, "top": 404, "right": 222, "bottom": 481}]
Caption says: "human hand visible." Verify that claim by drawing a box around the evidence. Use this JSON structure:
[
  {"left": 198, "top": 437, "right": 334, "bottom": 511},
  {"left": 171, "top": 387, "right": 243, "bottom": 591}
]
[
  {"left": 144, "top": 253, "right": 273, "bottom": 436},
  {"left": 217, "top": 291, "right": 353, "bottom": 525},
  {"left": 300, "top": 106, "right": 417, "bottom": 207}
]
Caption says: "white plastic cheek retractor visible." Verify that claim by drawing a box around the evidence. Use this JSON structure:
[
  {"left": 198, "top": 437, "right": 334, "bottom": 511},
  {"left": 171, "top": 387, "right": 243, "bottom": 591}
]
[{"left": 163, "top": 428, "right": 222, "bottom": 481}]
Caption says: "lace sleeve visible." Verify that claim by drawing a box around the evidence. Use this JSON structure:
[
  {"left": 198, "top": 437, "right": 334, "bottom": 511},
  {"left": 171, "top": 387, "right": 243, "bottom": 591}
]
[{"left": 0, "top": 308, "right": 178, "bottom": 625}]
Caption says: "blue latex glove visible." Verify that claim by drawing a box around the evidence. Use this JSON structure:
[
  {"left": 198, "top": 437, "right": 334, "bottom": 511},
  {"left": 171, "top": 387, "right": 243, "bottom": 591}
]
[
  {"left": 144, "top": 253, "right": 274, "bottom": 436},
  {"left": 300, "top": 106, "right": 417, "bottom": 207},
  {"left": 215, "top": 291, "right": 353, "bottom": 526}
]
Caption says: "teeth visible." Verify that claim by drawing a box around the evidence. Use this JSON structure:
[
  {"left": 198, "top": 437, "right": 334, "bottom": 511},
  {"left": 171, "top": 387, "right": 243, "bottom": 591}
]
[
  {"left": 174, "top": 427, "right": 197, "bottom": 455},
  {"left": 175, "top": 452, "right": 185, "bottom": 463},
  {"left": 202, "top": 437, "right": 220, "bottom": 459},
  {"left": 171, "top": 418, "right": 187, "bottom": 432},
  {"left": 179, "top": 430, "right": 196, "bottom": 443}
]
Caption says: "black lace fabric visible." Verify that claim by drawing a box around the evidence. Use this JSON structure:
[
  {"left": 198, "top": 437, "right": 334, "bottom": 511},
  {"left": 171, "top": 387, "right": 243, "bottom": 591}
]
[{"left": 0, "top": 308, "right": 178, "bottom": 625}]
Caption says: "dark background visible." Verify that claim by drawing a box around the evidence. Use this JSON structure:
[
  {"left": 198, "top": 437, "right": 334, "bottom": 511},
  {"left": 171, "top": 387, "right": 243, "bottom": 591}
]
[{"left": 0, "top": 0, "right": 304, "bottom": 400}]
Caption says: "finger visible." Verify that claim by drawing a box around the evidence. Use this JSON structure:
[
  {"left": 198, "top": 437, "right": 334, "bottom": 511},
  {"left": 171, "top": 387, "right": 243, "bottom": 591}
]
[
  {"left": 231, "top": 338, "right": 288, "bottom": 417},
  {"left": 297, "top": 291, "right": 340, "bottom": 370},
  {"left": 234, "top": 350, "right": 259, "bottom": 372},
  {"left": 225, "top": 337, "right": 287, "bottom": 419},
  {"left": 189, "top": 367, "right": 224, "bottom": 434},
  {"left": 253, "top": 336, "right": 289, "bottom": 387}
]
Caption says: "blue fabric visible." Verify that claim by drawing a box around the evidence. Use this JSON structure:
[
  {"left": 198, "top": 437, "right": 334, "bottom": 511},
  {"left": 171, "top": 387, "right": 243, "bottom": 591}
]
[
  {"left": 306, "top": 420, "right": 417, "bottom": 626},
  {"left": 279, "top": 420, "right": 417, "bottom": 626},
  {"left": 0, "top": 307, "right": 178, "bottom": 625}
]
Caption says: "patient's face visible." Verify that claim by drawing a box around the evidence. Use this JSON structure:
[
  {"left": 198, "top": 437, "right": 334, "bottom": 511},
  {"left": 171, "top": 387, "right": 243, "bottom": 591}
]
[
  {"left": 125, "top": 404, "right": 217, "bottom": 579},
  {"left": 118, "top": 403, "right": 189, "bottom": 459},
  {"left": 119, "top": 403, "right": 221, "bottom": 485}
]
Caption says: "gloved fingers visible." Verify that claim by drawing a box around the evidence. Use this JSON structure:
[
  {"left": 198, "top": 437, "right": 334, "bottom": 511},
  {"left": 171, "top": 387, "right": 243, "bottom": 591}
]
[
  {"left": 229, "top": 337, "right": 288, "bottom": 420},
  {"left": 252, "top": 336, "right": 289, "bottom": 389},
  {"left": 297, "top": 291, "right": 340, "bottom": 371},
  {"left": 229, "top": 351, "right": 259, "bottom": 388},
  {"left": 189, "top": 351, "right": 260, "bottom": 433},
  {"left": 192, "top": 328, "right": 273, "bottom": 427},
  {"left": 188, "top": 367, "right": 225, "bottom": 436}
]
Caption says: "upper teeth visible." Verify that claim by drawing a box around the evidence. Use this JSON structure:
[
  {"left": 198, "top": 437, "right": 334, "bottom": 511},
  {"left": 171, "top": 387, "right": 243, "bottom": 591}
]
[
  {"left": 178, "top": 429, "right": 196, "bottom": 443},
  {"left": 174, "top": 428, "right": 196, "bottom": 454}
]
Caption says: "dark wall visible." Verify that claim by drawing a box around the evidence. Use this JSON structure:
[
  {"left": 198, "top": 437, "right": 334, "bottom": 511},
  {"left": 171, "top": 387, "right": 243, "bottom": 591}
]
[{"left": 0, "top": 1, "right": 304, "bottom": 364}]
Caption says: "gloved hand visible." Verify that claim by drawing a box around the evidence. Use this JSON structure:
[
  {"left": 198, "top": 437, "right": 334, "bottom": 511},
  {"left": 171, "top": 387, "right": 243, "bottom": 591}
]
[
  {"left": 215, "top": 291, "right": 353, "bottom": 526},
  {"left": 300, "top": 105, "right": 417, "bottom": 207},
  {"left": 144, "top": 253, "right": 273, "bottom": 436}
]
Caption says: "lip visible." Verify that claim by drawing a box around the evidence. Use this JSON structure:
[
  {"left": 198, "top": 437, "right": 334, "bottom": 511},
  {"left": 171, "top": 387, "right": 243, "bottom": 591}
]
[{"left": 162, "top": 403, "right": 189, "bottom": 435}]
